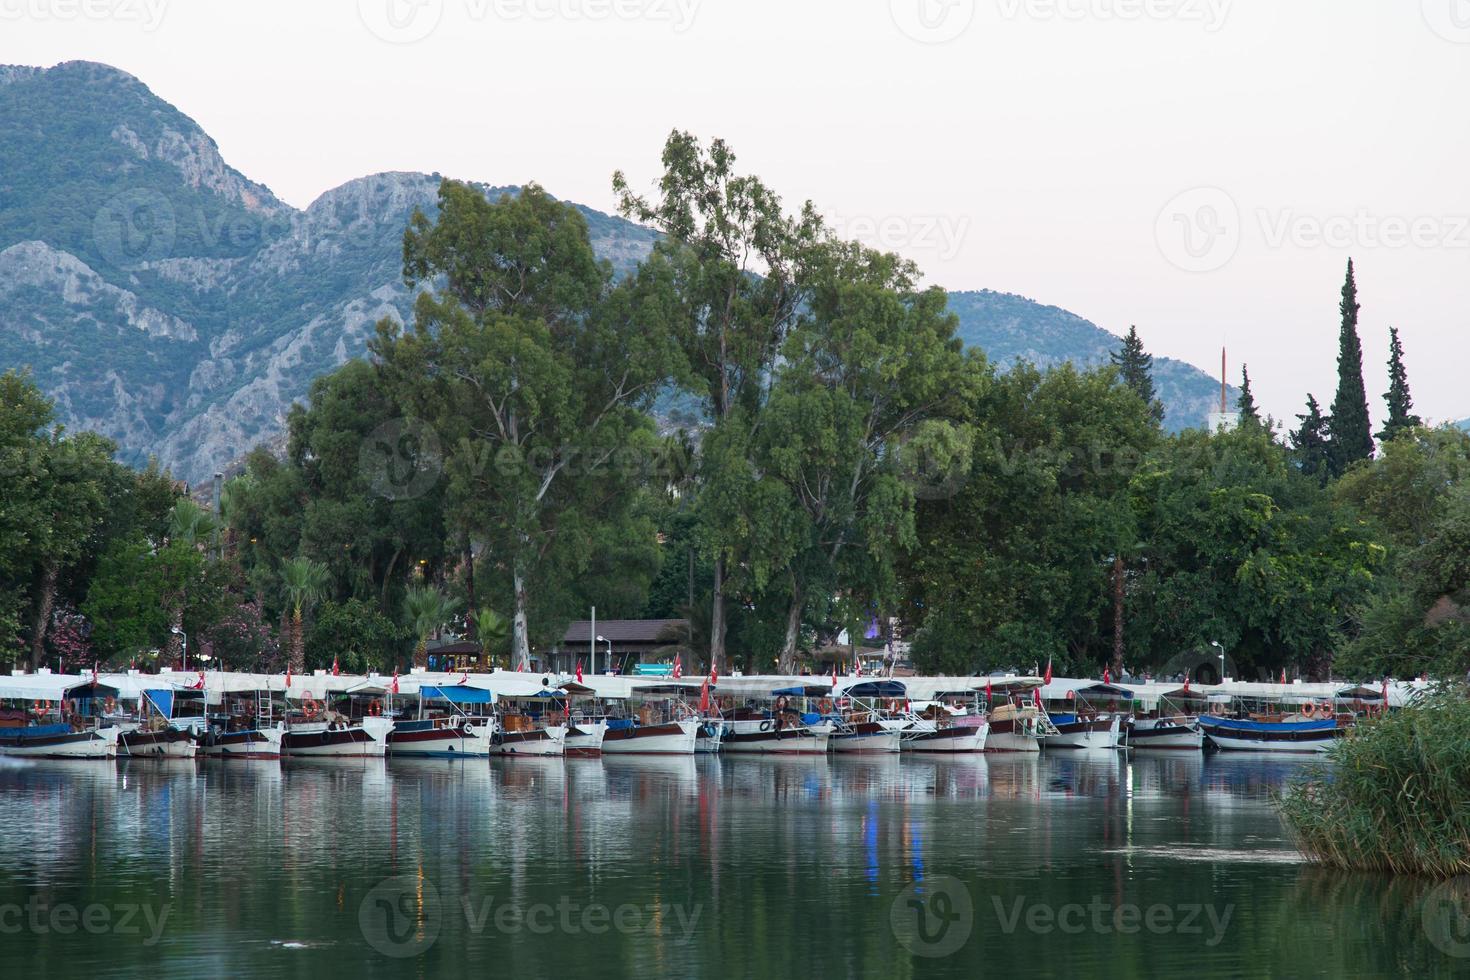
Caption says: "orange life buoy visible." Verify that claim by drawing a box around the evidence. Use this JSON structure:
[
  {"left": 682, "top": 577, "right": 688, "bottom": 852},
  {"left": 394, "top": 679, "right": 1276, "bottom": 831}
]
[
  {"left": 303, "top": 697, "right": 320, "bottom": 718},
  {"left": 368, "top": 699, "right": 382, "bottom": 717},
  {"left": 819, "top": 698, "right": 834, "bottom": 714},
  {"left": 1301, "top": 702, "right": 1316, "bottom": 718}
]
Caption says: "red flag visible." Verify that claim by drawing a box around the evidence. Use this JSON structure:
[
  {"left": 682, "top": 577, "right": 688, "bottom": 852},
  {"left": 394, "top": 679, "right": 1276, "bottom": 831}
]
[
  {"left": 331, "top": 656, "right": 340, "bottom": 677},
  {"left": 1381, "top": 678, "right": 1389, "bottom": 705},
  {"left": 673, "top": 654, "right": 683, "bottom": 680},
  {"left": 196, "top": 670, "right": 206, "bottom": 690},
  {"left": 985, "top": 677, "right": 993, "bottom": 701},
  {"left": 831, "top": 661, "right": 838, "bottom": 688},
  {"left": 91, "top": 662, "right": 99, "bottom": 685},
  {"left": 517, "top": 659, "right": 527, "bottom": 673},
  {"left": 576, "top": 661, "right": 584, "bottom": 684},
  {"left": 1103, "top": 667, "right": 1110, "bottom": 685},
  {"left": 855, "top": 658, "right": 863, "bottom": 678},
  {"left": 1184, "top": 676, "right": 1191, "bottom": 694},
  {"left": 1044, "top": 658, "right": 1052, "bottom": 685},
  {"left": 1033, "top": 686, "right": 1042, "bottom": 708},
  {"left": 1281, "top": 668, "right": 1287, "bottom": 685},
  {"left": 699, "top": 680, "right": 711, "bottom": 715},
  {"left": 285, "top": 665, "right": 292, "bottom": 690},
  {"left": 390, "top": 667, "right": 399, "bottom": 695}
]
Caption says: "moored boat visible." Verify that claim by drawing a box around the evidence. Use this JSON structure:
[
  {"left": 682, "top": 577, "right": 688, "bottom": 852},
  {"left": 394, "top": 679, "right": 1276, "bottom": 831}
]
[
  {"left": 387, "top": 683, "right": 496, "bottom": 758},
  {"left": 0, "top": 674, "right": 121, "bottom": 760}
]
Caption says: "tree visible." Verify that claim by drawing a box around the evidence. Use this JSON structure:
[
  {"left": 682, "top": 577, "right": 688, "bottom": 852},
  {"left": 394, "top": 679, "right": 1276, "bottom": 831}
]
[
  {"left": 1109, "top": 326, "right": 1164, "bottom": 425},
  {"left": 404, "top": 584, "right": 462, "bottom": 669},
  {"left": 376, "top": 180, "right": 669, "bottom": 668},
  {"left": 1328, "top": 259, "right": 1374, "bottom": 475},
  {"left": 1290, "top": 395, "right": 1332, "bottom": 484},
  {"left": 614, "top": 132, "right": 822, "bottom": 671},
  {"left": 307, "top": 599, "right": 404, "bottom": 674},
  {"left": 280, "top": 557, "right": 329, "bottom": 672},
  {"left": 1378, "top": 326, "right": 1422, "bottom": 444},
  {"left": 740, "top": 238, "right": 981, "bottom": 670},
  {"left": 472, "top": 608, "right": 510, "bottom": 668},
  {"left": 1237, "top": 365, "right": 1260, "bottom": 424}
]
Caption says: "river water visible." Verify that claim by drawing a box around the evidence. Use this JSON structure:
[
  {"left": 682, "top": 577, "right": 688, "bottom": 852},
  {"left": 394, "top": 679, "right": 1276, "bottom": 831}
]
[{"left": 0, "top": 753, "right": 1463, "bottom": 978}]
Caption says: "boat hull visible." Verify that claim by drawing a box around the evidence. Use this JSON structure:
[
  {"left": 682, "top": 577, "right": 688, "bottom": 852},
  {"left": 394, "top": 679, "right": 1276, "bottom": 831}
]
[
  {"left": 488, "top": 726, "right": 566, "bottom": 757},
  {"left": 904, "top": 722, "right": 989, "bottom": 753},
  {"left": 693, "top": 721, "right": 723, "bottom": 754},
  {"left": 564, "top": 722, "right": 607, "bottom": 757},
  {"left": 720, "top": 726, "right": 829, "bottom": 755},
  {"left": 1197, "top": 717, "right": 1338, "bottom": 754},
  {"left": 0, "top": 726, "right": 118, "bottom": 759},
  {"left": 1125, "top": 721, "right": 1204, "bottom": 751},
  {"left": 203, "top": 727, "right": 285, "bottom": 759},
  {"left": 120, "top": 728, "right": 199, "bottom": 759},
  {"left": 283, "top": 719, "right": 391, "bottom": 758},
  {"left": 1045, "top": 715, "right": 1122, "bottom": 750},
  {"left": 387, "top": 721, "right": 494, "bottom": 758},
  {"left": 830, "top": 722, "right": 903, "bottom": 754},
  {"left": 983, "top": 717, "right": 1041, "bottom": 753},
  {"left": 601, "top": 720, "right": 699, "bottom": 755}
]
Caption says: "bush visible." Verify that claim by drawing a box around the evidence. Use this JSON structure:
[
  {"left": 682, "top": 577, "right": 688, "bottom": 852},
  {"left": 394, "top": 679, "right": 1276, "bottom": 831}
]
[{"left": 1280, "top": 692, "right": 1470, "bottom": 877}]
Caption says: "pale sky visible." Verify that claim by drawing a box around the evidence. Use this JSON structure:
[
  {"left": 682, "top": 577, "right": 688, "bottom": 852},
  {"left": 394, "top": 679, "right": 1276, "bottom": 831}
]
[{"left": 6, "top": 0, "right": 1470, "bottom": 426}]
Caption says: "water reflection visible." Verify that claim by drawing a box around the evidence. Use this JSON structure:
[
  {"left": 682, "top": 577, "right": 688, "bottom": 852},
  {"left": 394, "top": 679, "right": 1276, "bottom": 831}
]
[{"left": 0, "top": 754, "right": 1462, "bottom": 978}]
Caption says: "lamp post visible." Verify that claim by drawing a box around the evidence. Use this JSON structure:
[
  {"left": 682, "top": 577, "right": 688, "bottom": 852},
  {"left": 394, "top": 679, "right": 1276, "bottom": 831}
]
[
  {"left": 1210, "top": 641, "right": 1224, "bottom": 683},
  {"left": 597, "top": 635, "right": 611, "bottom": 675},
  {"left": 171, "top": 626, "right": 188, "bottom": 671}
]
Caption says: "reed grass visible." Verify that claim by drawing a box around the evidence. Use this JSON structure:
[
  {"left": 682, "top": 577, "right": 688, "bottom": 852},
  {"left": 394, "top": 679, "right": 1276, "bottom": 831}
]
[{"left": 1279, "top": 694, "right": 1470, "bottom": 878}]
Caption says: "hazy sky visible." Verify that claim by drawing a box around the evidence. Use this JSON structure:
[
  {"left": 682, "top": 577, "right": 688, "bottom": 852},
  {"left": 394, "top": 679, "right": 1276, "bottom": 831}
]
[{"left": 6, "top": 1, "right": 1470, "bottom": 426}]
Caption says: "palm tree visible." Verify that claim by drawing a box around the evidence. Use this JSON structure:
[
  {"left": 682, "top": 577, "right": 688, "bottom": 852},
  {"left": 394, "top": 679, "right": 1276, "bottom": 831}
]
[
  {"left": 473, "top": 608, "right": 510, "bottom": 669},
  {"left": 404, "top": 585, "right": 463, "bottom": 669},
  {"left": 280, "top": 557, "right": 330, "bottom": 673}
]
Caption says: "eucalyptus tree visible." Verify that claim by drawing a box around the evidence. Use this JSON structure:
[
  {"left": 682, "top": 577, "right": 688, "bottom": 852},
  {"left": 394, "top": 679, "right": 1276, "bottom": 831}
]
[
  {"left": 614, "top": 132, "right": 823, "bottom": 670},
  {"left": 375, "top": 180, "right": 673, "bottom": 668}
]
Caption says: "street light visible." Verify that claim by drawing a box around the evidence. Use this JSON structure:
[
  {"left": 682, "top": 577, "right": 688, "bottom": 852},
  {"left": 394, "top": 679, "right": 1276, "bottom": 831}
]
[
  {"left": 171, "top": 626, "right": 188, "bottom": 671},
  {"left": 1210, "top": 641, "right": 1225, "bottom": 683},
  {"left": 596, "top": 635, "right": 611, "bottom": 675}
]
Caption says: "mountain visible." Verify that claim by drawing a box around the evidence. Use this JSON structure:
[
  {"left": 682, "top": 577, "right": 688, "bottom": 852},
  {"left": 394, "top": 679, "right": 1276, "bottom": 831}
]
[
  {"left": 947, "top": 291, "right": 1235, "bottom": 430},
  {"left": 0, "top": 61, "right": 1230, "bottom": 481}
]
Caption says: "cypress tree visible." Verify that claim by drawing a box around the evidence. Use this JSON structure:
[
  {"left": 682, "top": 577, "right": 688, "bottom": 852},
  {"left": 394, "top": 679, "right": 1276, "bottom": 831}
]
[
  {"left": 1377, "top": 326, "right": 1422, "bottom": 443},
  {"left": 1291, "top": 394, "right": 1331, "bottom": 484},
  {"left": 1110, "top": 325, "right": 1165, "bottom": 424},
  {"left": 1237, "top": 365, "right": 1260, "bottom": 424},
  {"left": 1327, "top": 259, "right": 1374, "bottom": 476}
]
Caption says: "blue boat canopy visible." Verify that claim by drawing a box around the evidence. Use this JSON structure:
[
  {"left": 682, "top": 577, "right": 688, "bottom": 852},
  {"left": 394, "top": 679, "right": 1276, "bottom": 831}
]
[
  {"left": 844, "top": 681, "right": 907, "bottom": 699},
  {"left": 420, "top": 686, "right": 495, "bottom": 705},
  {"left": 144, "top": 689, "right": 174, "bottom": 718}
]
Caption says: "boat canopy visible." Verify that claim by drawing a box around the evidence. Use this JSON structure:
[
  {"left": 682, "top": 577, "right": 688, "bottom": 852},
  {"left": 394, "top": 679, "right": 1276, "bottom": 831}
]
[
  {"left": 1039, "top": 679, "right": 1135, "bottom": 701},
  {"left": 0, "top": 674, "right": 118, "bottom": 702},
  {"left": 420, "top": 685, "right": 496, "bottom": 705},
  {"left": 840, "top": 680, "right": 907, "bottom": 699},
  {"left": 770, "top": 684, "right": 833, "bottom": 698}
]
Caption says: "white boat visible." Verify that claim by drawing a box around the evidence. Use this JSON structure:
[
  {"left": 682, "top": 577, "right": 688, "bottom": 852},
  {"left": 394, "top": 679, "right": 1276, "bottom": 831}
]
[
  {"left": 0, "top": 673, "right": 123, "bottom": 760},
  {"left": 203, "top": 724, "right": 286, "bottom": 759},
  {"left": 903, "top": 718, "right": 990, "bottom": 753},
  {"left": 488, "top": 724, "right": 567, "bottom": 757},
  {"left": 984, "top": 702, "right": 1045, "bottom": 753},
  {"left": 387, "top": 684, "right": 497, "bottom": 758},
  {"left": 1043, "top": 714, "right": 1123, "bottom": 750},
  {"left": 564, "top": 719, "right": 608, "bottom": 757},
  {"left": 829, "top": 722, "right": 904, "bottom": 754},
  {"left": 0, "top": 725, "right": 120, "bottom": 759}
]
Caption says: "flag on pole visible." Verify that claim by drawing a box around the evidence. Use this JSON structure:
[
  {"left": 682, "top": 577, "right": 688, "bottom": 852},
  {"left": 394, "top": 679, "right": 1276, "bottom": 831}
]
[
  {"left": 285, "top": 665, "right": 292, "bottom": 690},
  {"left": 710, "top": 661, "right": 719, "bottom": 687},
  {"left": 1044, "top": 658, "right": 1053, "bottom": 685},
  {"left": 390, "top": 667, "right": 399, "bottom": 695},
  {"left": 1033, "top": 686, "right": 1042, "bottom": 709},
  {"left": 1280, "top": 668, "right": 1288, "bottom": 685},
  {"left": 672, "top": 654, "right": 683, "bottom": 680},
  {"left": 91, "top": 662, "right": 99, "bottom": 685},
  {"left": 196, "top": 670, "right": 206, "bottom": 690},
  {"left": 331, "top": 656, "right": 340, "bottom": 677},
  {"left": 575, "top": 661, "right": 584, "bottom": 684},
  {"left": 1184, "top": 675, "right": 1191, "bottom": 694},
  {"left": 831, "top": 661, "right": 838, "bottom": 689},
  {"left": 985, "top": 676, "right": 993, "bottom": 701},
  {"left": 517, "top": 658, "right": 527, "bottom": 673},
  {"left": 699, "top": 679, "right": 711, "bottom": 715},
  {"left": 1103, "top": 667, "right": 1110, "bottom": 685},
  {"left": 855, "top": 658, "right": 863, "bottom": 678}
]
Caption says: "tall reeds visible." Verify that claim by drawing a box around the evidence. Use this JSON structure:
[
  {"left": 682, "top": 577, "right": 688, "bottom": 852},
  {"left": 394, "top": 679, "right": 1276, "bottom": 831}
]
[{"left": 1280, "top": 694, "right": 1470, "bottom": 878}]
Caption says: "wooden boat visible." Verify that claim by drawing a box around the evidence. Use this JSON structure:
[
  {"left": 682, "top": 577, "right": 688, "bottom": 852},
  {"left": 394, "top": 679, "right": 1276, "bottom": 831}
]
[
  {"left": 1196, "top": 714, "right": 1339, "bottom": 753},
  {"left": 203, "top": 725, "right": 286, "bottom": 759},
  {"left": 387, "top": 684, "right": 496, "bottom": 758},
  {"left": 1043, "top": 713, "right": 1122, "bottom": 750},
  {"left": 720, "top": 687, "right": 830, "bottom": 755},
  {"left": 119, "top": 688, "right": 199, "bottom": 759},
  {"left": 601, "top": 718, "right": 700, "bottom": 755},
  {"left": 1123, "top": 716, "right": 1205, "bottom": 751},
  {"left": 564, "top": 720, "right": 608, "bottom": 757}
]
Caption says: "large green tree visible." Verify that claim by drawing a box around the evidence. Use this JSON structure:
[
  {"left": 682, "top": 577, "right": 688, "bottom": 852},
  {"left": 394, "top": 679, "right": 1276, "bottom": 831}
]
[
  {"left": 375, "top": 180, "right": 669, "bottom": 666},
  {"left": 614, "top": 132, "right": 822, "bottom": 670},
  {"left": 1109, "top": 325, "right": 1164, "bottom": 425}
]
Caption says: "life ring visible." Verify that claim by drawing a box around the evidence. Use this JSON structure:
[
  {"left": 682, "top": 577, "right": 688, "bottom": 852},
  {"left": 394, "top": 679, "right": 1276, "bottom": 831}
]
[
  {"left": 368, "top": 699, "right": 382, "bottom": 717},
  {"left": 1301, "top": 703, "right": 1316, "bottom": 718},
  {"left": 302, "top": 697, "right": 320, "bottom": 719},
  {"left": 819, "top": 698, "right": 834, "bottom": 714},
  {"left": 759, "top": 719, "right": 773, "bottom": 733}
]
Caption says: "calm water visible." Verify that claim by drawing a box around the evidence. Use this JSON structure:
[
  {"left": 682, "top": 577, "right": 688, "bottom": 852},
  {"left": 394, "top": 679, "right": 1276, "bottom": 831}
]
[{"left": 0, "top": 753, "right": 1463, "bottom": 978}]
